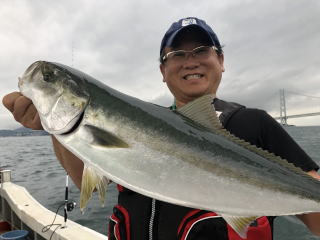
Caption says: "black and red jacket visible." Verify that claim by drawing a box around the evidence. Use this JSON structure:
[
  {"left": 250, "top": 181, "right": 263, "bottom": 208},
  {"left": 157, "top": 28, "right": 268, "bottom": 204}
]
[{"left": 108, "top": 98, "right": 318, "bottom": 240}]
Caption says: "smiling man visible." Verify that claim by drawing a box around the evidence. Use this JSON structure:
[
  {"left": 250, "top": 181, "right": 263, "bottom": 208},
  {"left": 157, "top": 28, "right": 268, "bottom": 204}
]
[
  {"left": 3, "top": 17, "right": 320, "bottom": 240},
  {"left": 160, "top": 22, "right": 224, "bottom": 107}
]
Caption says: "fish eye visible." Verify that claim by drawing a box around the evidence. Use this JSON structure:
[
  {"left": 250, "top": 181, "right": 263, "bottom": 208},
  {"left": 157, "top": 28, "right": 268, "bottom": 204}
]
[
  {"left": 43, "top": 72, "right": 54, "bottom": 82},
  {"left": 41, "top": 64, "right": 55, "bottom": 82}
]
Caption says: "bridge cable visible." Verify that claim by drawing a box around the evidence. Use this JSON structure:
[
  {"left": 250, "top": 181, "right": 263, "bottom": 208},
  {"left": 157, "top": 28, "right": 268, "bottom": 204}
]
[{"left": 285, "top": 90, "right": 320, "bottom": 99}]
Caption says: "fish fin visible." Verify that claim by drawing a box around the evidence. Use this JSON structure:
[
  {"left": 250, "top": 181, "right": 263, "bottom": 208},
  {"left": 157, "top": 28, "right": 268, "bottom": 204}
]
[
  {"left": 96, "top": 176, "right": 110, "bottom": 207},
  {"left": 83, "top": 124, "right": 129, "bottom": 148},
  {"left": 177, "top": 95, "right": 314, "bottom": 182},
  {"left": 176, "top": 94, "right": 223, "bottom": 131},
  {"left": 80, "top": 165, "right": 109, "bottom": 211},
  {"left": 220, "top": 214, "right": 259, "bottom": 239}
]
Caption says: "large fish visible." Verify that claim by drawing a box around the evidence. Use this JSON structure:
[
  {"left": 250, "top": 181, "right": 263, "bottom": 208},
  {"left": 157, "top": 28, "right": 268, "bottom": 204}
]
[{"left": 18, "top": 61, "right": 320, "bottom": 237}]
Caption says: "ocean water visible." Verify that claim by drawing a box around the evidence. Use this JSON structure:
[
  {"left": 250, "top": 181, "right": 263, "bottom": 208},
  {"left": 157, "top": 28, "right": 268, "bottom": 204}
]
[
  {"left": 0, "top": 135, "right": 117, "bottom": 235},
  {"left": 0, "top": 126, "right": 320, "bottom": 239}
]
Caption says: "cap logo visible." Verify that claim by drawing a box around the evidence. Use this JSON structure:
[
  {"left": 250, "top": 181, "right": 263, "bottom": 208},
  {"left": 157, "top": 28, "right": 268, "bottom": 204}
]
[{"left": 181, "top": 18, "right": 197, "bottom": 26}]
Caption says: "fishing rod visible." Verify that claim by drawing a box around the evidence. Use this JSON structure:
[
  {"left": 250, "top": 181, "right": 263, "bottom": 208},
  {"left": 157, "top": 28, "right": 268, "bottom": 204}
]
[
  {"left": 63, "top": 174, "right": 76, "bottom": 228},
  {"left": 42, "top": 173, "right": 77, "bottom": 239}
]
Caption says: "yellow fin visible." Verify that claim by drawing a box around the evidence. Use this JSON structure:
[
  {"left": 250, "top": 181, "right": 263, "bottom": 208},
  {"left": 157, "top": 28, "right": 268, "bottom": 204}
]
[
  {"left": 177, "top": 94, "right": 223, "bottom": 131},
  {"left": 220, "top": 214, "right": 258, "bottom": 238},
  {"left": 96, "top": 176, "right": 109, "bottom": 207},
  {"left": 80, "top": 165, "right": 109, "bottom": 211}
]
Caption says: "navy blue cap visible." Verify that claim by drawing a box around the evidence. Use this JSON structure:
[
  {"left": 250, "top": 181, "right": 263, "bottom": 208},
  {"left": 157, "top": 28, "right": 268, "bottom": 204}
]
[{"left": 160, "top": 17, "right": 221, "bottom": 55}]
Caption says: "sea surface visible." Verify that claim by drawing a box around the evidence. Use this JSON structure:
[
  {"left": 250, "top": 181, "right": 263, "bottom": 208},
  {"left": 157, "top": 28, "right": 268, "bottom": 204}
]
[{"left": 0, "top": 126, "right": 320, "bottom": 239}]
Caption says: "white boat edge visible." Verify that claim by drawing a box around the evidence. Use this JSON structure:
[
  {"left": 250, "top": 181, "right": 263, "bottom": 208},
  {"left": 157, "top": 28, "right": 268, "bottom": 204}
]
[{"left": 0, "top": 170, "right": 108, "bottom": 240}]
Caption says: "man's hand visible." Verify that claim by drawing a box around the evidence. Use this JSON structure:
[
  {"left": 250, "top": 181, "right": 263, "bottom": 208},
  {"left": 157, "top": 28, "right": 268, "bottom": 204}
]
[{"left": 2, "top": 92, "right": 43, "bottom": 130}]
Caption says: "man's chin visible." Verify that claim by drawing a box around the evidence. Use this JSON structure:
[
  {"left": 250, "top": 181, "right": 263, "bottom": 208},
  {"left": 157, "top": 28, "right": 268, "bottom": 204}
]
[{"left": 185, "top": 89, "right": 213, "bottom": 98}]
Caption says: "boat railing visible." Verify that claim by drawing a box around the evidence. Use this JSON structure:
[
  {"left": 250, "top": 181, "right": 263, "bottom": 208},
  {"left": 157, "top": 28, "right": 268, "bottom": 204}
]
[{"left": 0, "top": 169, "right": 108, "bottom": 240}]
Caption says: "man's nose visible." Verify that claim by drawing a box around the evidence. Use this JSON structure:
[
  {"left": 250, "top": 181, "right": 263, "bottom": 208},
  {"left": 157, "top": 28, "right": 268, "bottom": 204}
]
[
  {"left": 185, "top": 51, "right": 198, "bottom": 60},
  {"left": 183, "top": 55, "right": 200, "bottom": 69}
]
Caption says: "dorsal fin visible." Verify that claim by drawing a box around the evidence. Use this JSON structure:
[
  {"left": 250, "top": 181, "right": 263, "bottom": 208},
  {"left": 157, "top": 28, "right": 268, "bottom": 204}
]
[
  {"left": 177, "top": 94, "right": 223, "bottom": 131},
  {"left": 178, "top": 95, "right": 314, "bottom": 182}
]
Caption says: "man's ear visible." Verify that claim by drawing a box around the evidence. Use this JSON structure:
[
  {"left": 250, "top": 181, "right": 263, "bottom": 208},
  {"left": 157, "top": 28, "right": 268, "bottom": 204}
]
[{"left": 160, "top": 64, "right": 166, "bottom": 82}]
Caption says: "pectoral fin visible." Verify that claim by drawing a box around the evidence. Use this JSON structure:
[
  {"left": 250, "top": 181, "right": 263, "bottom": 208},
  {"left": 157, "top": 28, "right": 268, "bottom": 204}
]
[{"left": 83, "top": 124, "right": 129, "bottom": 148}]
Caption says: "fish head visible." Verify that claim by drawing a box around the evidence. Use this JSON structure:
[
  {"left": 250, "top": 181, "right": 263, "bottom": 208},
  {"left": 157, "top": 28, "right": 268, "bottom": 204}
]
[{"left": 19, "top": 61, "right": 89, "bottom": 134}]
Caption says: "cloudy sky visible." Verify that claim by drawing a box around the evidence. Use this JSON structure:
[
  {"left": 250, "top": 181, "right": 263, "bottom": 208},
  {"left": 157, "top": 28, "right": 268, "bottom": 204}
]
[{"left": 1, "top": 0, "right": 320, "bottom": 129}]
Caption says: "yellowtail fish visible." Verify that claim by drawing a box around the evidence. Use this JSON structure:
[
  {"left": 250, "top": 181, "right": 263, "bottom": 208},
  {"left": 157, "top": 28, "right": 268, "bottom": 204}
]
[{"left": 18, "top": 61, "right": 320, "bottom": 238}]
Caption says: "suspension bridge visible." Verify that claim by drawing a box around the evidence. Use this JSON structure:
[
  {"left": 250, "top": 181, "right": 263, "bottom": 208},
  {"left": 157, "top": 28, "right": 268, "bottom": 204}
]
[{"left": 274, "top": 89, "right": 320, "bottom": 125}]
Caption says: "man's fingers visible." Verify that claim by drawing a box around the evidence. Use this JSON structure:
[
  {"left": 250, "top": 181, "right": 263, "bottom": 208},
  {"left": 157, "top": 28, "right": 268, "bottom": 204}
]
[
  {"left": 2, "top": 92, "right": 43, "bottom": 130},
  {"left": 14, "top": 99, "right": 43, "bottom": 130},
  {"left": 32, "top": 112, "right": 44, "bottom": 130},
  {"left": 2, "top": 92, "right": 23, "bottom": 112},
  {"left": 33, "top": 111, "right": 41, "bottom": 125},
  {"left": 20, "top": 103, "right": 37, "bottom": 124},
  {"left": 12, "top": 95, "right": 33, "bottom": 121}
]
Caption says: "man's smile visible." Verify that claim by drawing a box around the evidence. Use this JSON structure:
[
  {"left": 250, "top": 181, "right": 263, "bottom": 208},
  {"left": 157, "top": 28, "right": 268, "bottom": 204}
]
[{"left": 183, "top": 73, "right": 204, "bottom": 80}]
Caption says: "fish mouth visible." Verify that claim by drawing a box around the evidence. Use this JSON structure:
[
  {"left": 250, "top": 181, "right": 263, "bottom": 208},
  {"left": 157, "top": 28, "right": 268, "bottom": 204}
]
[{"left": 18, "top": 61, "right": 44, "bottom": 91}]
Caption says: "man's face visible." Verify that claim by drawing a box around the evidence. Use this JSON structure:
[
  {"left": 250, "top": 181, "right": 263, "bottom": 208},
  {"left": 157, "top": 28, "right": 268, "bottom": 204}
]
[{"left": 160, "top": 36, "right": 225, "bottom": 107}]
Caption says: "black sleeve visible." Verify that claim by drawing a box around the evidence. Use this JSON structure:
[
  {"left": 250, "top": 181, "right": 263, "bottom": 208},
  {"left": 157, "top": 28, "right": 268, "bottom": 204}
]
[{"left": 225, "top": 108, "right": 319, "bottom": 172}]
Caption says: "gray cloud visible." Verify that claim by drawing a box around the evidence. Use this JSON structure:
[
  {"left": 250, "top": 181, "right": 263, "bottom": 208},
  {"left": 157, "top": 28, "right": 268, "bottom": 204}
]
[{"left": 1, "top": 0, "right": 320, "bottom": 129}]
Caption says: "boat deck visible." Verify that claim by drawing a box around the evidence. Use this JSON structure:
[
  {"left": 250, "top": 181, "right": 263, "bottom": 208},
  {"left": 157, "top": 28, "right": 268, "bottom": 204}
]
[{"left": 0, "top": 170, "right": 108, "bottom": 240}]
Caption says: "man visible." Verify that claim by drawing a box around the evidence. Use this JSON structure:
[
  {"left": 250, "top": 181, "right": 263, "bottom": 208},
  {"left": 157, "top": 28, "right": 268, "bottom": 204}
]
[{"left": 3, "top": 17, "right": 320, "bottom": 239}]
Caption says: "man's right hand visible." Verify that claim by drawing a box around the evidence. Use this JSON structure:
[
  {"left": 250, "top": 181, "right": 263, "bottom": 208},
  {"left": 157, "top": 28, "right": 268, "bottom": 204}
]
[
  {"left": 2, "top": 92, "right": 43, "bottom": 130},
  {"left": 3, "top": 92, "right": 84, "bottom": 188}
]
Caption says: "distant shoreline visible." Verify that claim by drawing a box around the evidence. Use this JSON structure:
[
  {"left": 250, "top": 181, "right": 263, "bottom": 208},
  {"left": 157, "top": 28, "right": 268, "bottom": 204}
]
[{"left": 0, "top": 127, "right": 49, "bottom": 137}]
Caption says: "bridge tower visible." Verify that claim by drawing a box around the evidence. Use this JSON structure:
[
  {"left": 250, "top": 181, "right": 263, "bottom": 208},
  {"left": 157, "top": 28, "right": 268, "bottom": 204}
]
[{"left": 279, "top": 89, "right": 287, "bottom": 125}]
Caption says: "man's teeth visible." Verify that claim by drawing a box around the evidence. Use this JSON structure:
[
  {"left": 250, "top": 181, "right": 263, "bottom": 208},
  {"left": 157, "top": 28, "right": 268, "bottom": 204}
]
[{"left": 184, "top": 74, "right": 202, "bottom": 80}]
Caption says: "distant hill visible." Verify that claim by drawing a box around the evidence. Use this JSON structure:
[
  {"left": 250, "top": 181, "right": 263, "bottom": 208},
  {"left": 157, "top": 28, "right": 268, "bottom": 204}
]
[{"left": 0, "top": 127, "right": 49, "bottom": 137}]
